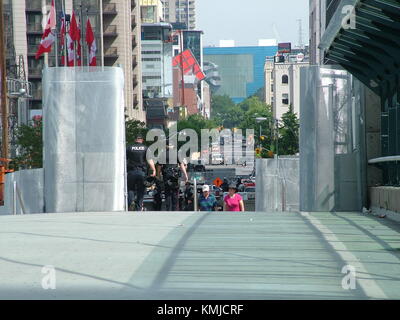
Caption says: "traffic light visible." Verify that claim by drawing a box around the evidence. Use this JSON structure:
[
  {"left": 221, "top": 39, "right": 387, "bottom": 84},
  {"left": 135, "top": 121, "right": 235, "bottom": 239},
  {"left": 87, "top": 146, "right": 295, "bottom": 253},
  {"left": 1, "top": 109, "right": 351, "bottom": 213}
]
[{"left": 260, "top": 136, "right": 265, "bottom": 141}]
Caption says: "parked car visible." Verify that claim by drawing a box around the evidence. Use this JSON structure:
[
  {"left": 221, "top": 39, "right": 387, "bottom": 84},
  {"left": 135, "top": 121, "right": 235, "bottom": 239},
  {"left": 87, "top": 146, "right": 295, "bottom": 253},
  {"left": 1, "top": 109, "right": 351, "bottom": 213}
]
[
  {"left": 244, "top": 187, "right": 256, "bottom": 200},
  {"left": 211, "top": 153, "right": 224, "bottom": 164}
]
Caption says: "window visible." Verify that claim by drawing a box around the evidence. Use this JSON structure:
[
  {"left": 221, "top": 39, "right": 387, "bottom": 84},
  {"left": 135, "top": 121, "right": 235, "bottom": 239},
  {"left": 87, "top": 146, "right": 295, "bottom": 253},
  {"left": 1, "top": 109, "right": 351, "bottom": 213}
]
[
  {"left": 142, "top": 51, "right": 161, "bottom": 55},
  {"left": 282, "top": 75, "right": 289, "bottom": 84},
  {"left": 282, "top": 94, "right": 289, "bottom": 105},
  {"left": 142, "top": 58, "right": 161, "bottom": 62}
]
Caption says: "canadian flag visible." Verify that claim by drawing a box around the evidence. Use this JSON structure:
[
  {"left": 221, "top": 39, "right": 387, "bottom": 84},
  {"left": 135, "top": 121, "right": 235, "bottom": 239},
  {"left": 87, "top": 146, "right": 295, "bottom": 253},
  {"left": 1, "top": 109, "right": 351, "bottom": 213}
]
[
  {"left": 68, "top": 11, "right": 82, "bottom": 66},
  {"left": 86, "top": 18, "right": 97, "bottom": 66},
  {"left": 66, "top": 33, "right": 75, "bottom": 66},
  {"left": 35, "top": 0, "right": 56, "bottom": 60}
]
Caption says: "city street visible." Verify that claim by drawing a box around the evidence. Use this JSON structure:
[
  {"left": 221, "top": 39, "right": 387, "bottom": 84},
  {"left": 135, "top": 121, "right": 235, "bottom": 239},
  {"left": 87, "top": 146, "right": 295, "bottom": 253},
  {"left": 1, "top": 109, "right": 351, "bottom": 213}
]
[{"left": 1, "top": 211, "right": 399, "bottom": 300}]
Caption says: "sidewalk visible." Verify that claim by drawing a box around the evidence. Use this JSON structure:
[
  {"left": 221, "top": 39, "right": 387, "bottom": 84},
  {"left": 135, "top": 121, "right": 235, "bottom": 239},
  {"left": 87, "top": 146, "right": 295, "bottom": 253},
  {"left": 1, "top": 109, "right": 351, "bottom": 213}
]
[{"left": 0, "top": 211, "right": 399, "bottom": 299}]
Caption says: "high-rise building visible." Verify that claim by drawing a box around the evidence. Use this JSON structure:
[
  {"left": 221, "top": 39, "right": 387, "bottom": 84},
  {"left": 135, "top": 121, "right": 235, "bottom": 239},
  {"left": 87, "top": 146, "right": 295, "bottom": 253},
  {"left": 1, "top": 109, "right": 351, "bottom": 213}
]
[
  {"left": 140, "top": 0, "right": 163, "bottom": 24},
  {"left": 204, "top": 45, "right": 278, "bottom": 103},
  {"left": 161, "top": 0, "right": 196, "bottom": 30},
  {"left": 3, "top": 0, "right": 145, "bottom": 122}
]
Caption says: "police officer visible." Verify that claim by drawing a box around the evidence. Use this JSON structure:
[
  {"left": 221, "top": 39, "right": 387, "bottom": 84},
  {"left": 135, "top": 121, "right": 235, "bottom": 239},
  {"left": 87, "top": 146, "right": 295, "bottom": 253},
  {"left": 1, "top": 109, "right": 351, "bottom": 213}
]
[
  {"left": 157, "top": 142, "right": 188, "bottom": 211},
  {"left": 126, "top": 134, "right": 156, "bottom": 211}
]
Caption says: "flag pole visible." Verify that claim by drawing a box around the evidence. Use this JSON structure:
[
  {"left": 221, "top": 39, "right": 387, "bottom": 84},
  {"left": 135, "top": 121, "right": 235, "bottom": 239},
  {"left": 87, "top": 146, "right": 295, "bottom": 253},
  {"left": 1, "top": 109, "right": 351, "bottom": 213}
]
[
  {"left": 62, "top": 0, "right": 67, "bottom": 67},
  {"left": 41, "top": 0, "right": 48, "bottom": 67},
  {"left": 86, "top": 9, "right": 90, "bottom": 67},
  {"left": 52, "top": 0, "right": 57, "bottom": 66},
  {"left": 80, "top": 3, "right": 84, "bottom": 67}
]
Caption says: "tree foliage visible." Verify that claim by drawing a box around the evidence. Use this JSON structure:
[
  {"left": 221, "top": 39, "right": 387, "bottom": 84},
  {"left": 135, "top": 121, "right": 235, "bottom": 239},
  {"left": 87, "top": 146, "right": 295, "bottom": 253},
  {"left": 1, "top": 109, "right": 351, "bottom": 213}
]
[
  {"left": 125, "top": 119, "right": 148, "bottom": 145},
  {"left": 211, "top": 95, "right": 242, "bottom": 128},
  {"left": 11, "top": 117, "right": 43, "bottom": 170},
  {"left": 278, "top": 106, "right": 299, "bottom": 155}
]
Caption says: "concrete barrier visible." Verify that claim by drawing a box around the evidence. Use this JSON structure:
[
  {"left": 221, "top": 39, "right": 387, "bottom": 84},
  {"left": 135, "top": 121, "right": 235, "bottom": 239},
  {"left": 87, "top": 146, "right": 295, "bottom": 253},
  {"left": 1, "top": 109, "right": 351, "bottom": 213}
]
[
  {"left": 256, "top": 157, "right": 299, "bottom": 212},
  {"left": 0, "top": 169, "right": 44, "bottom": 215},
  {"left": 370, "top": 187, "right": 400, "bottom": 213}
]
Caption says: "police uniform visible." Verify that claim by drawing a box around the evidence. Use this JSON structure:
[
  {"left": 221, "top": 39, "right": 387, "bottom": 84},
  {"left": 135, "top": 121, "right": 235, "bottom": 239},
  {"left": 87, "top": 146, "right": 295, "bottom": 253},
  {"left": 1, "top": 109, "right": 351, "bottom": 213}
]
[{"left": 126, "top": 141, "right": 148, "bottom": 211}]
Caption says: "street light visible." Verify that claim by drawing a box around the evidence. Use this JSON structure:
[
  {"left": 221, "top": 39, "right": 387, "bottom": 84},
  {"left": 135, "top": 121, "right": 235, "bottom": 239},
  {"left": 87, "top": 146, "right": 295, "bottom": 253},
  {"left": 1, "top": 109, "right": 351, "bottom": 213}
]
[{"left": 255, "top": 117, "right": 268, "bottom": 150}]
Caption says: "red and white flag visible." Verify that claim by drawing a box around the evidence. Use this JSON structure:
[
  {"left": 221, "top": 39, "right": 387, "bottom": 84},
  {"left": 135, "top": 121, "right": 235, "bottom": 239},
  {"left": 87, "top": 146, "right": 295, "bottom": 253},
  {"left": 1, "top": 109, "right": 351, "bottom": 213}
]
[
  {"left": 85, "top": 18, "right": 97, "bottom": 66},
  {"left": 66, "top": 33, "right": 75, "bottom": 66},
  {"left": 69, "top": 11, "right": 82, "bottom": 66},
  {"left": 69, "top": 11, "right": 80, "bottom": 41},
  {"left": 35, "top": 0, "right": 56, "bottom": 59}
]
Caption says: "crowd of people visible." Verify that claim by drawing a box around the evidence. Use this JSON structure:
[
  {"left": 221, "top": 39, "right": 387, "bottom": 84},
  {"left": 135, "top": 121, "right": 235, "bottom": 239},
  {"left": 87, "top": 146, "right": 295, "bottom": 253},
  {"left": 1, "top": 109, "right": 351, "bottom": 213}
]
[{"left": 126, "top": 134, "right": 245, "bottom": 212}]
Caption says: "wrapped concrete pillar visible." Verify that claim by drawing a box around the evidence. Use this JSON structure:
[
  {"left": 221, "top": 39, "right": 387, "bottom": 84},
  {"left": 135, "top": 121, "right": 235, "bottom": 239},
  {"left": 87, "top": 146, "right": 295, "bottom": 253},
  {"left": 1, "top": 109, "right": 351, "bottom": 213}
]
[
  {"left": 299, "top": 66, "right": 365, "bottom": 212},
  {"left": 42, "top": 67, "right": 126, "bottom": 213}
]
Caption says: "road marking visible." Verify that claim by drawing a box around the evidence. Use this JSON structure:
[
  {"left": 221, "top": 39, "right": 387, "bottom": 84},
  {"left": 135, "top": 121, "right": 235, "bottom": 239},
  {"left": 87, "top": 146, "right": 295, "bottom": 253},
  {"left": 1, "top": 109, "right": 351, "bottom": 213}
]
[{"left": 301, "top": 212, "right": 388, "bottom": 299}]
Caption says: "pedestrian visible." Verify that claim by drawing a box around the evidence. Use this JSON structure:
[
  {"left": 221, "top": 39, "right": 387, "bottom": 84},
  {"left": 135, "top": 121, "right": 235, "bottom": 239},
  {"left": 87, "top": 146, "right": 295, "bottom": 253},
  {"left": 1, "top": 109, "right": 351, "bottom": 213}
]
[
  {"left": 223, "top": 183, "right": 245, "bottom": 212},
  {"left": 198, "top": 185, "right": 218, "bottom": 211},
  {"left": 126, "top": 134, "right": 156, "bottom": 211},
  {"left": 221, "top": 178, "right": 229, "bottom": 192},
  {"left": 158, "top": 141, "right": 189, "bottom": 211}
]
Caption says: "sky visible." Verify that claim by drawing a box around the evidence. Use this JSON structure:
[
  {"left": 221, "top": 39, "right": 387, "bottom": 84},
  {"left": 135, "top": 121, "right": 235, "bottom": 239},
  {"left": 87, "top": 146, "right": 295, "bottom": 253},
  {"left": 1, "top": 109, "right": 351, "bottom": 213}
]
[{"left": 196, "top": 0, "right": 309, "bottom": 47}]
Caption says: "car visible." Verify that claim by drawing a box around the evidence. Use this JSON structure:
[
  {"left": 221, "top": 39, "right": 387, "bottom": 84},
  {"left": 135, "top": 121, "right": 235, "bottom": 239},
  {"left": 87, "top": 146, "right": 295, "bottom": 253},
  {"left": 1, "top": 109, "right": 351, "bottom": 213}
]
[
  {"left": 211, "top": 154, "right": 224, "bottom": 164},
  {"left": 244, "top": 187, "right": 256, "bottom": 200}
]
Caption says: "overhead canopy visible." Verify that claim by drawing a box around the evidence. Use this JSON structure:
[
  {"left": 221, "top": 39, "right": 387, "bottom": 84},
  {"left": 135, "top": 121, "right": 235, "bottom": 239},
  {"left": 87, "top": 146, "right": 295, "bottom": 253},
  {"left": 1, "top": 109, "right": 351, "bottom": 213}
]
[{"left": 320, "top": 0, "right": 400, "bottom": 97}]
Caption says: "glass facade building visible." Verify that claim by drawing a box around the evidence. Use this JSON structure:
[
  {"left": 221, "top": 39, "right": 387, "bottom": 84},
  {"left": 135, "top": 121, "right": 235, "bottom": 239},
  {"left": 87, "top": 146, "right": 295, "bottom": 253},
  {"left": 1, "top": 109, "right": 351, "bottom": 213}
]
[{"left": 203, "top": 46, "right": 278, "bottom": 103}]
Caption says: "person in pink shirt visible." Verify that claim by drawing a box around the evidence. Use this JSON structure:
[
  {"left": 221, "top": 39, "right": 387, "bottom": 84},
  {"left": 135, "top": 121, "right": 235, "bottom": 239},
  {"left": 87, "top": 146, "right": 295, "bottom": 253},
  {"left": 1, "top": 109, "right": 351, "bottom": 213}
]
[{"left": 224, "top": 183, "right": 245, "bottom": 212}]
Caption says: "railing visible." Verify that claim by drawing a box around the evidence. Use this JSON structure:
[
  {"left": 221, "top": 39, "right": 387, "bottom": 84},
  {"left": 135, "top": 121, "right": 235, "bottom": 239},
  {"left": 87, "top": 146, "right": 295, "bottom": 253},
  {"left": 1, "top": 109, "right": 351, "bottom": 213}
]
[
  {"left": 104, "top": 47, "right": 118, "bottom": 57},
  {"left": 368, "top": 156, "right": 400, "bottom": 164},
  {"left": 103, "top": 25, "right": 117, "bottom": 35},
  {"left": 25, "top": 0, "right": 42, "bottom": 10},
  {"left": 27, "top": 23, "right": 43, "bottom": 33},
  {"left": 28, "top": 67, "right": 43, "bottom": 78},
  {"left": 132, "top": 36, "right": 137, "bottom": 49},
  {"left": 103, "top": 3, "right": 117, "bottom": 14},
  {"left": 132, "top": 15, "right": 137, "bottom": 29}
]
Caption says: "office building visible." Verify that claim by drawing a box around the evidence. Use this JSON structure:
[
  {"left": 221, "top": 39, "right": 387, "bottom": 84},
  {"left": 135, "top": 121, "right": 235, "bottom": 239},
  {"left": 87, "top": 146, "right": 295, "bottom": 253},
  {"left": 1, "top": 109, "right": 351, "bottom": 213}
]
[
  {"left": 161, "top": 0, "right": 196, "bottom": 30},
  {"left": 3, "top": 0, "right": 145, "bottom": 122},
  {"left": 140, "top": 0, "right": 163, "bottom": 23},
  {"left": 265, "top": 47, "right": 309, "bottom": 120},
  {"left": 204, "top": 45, "right": 278, "bottom": 103}
]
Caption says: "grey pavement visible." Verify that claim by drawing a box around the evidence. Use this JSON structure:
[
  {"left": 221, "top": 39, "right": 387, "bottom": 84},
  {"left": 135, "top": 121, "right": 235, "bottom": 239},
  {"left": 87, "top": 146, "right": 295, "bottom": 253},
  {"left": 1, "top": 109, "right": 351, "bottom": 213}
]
[{"left": 0, "top": 211, "right": 399, "bottom": 300}]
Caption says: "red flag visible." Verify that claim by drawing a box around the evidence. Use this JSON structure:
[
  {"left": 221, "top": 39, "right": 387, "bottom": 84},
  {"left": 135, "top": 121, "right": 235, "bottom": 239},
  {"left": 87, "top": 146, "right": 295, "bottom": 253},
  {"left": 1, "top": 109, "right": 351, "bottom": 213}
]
[
  {"left": 69, "top": 11, "right": 82, "bottom": 66},
  {"left": 86, "top": 19, "right": 97, "bottom": 66},
  {"left": 35, "top": 0, "right": 56, "bottom": 59},
  {"left": 69, "top": 11, "right": 79, "bottom": 41}
]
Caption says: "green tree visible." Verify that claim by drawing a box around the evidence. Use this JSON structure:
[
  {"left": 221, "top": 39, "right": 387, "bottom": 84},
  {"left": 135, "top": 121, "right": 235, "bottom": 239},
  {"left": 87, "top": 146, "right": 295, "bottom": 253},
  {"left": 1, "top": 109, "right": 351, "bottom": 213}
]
[
  {"left": 278, "top": 106, "right": 299, "bottom": 155},
  {"left": 238, "top": 96, "right": 274, "bottom": 151},
  {"left": 210, "top": 94, "right": 241, "bottom": 127},
  {"left": 177, "top": 114, "right": 217, "bottom": 151},
  {"left": 12, "top": 117, "right": 43, "bottom": 170},
  {"left": 125, "top": 119, "right": 148, "bottom": 145},
  {"left": 251, "top": 87, "right": 265, "bottom": 103}
]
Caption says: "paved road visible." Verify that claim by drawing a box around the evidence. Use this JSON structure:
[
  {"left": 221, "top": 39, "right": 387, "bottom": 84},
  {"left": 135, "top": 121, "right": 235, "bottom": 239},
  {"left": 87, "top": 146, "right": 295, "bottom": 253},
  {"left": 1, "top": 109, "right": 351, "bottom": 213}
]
[{"left": 0, "top": 211, "right": 399, "bottom": 299}]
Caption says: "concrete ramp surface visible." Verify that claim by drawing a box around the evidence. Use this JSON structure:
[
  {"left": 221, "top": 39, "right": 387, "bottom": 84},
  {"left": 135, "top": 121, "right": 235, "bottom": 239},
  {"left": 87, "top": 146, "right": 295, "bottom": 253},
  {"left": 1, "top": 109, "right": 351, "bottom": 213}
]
[{"left": 0, "top": 211, "right": 399, "bottom": 300}]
